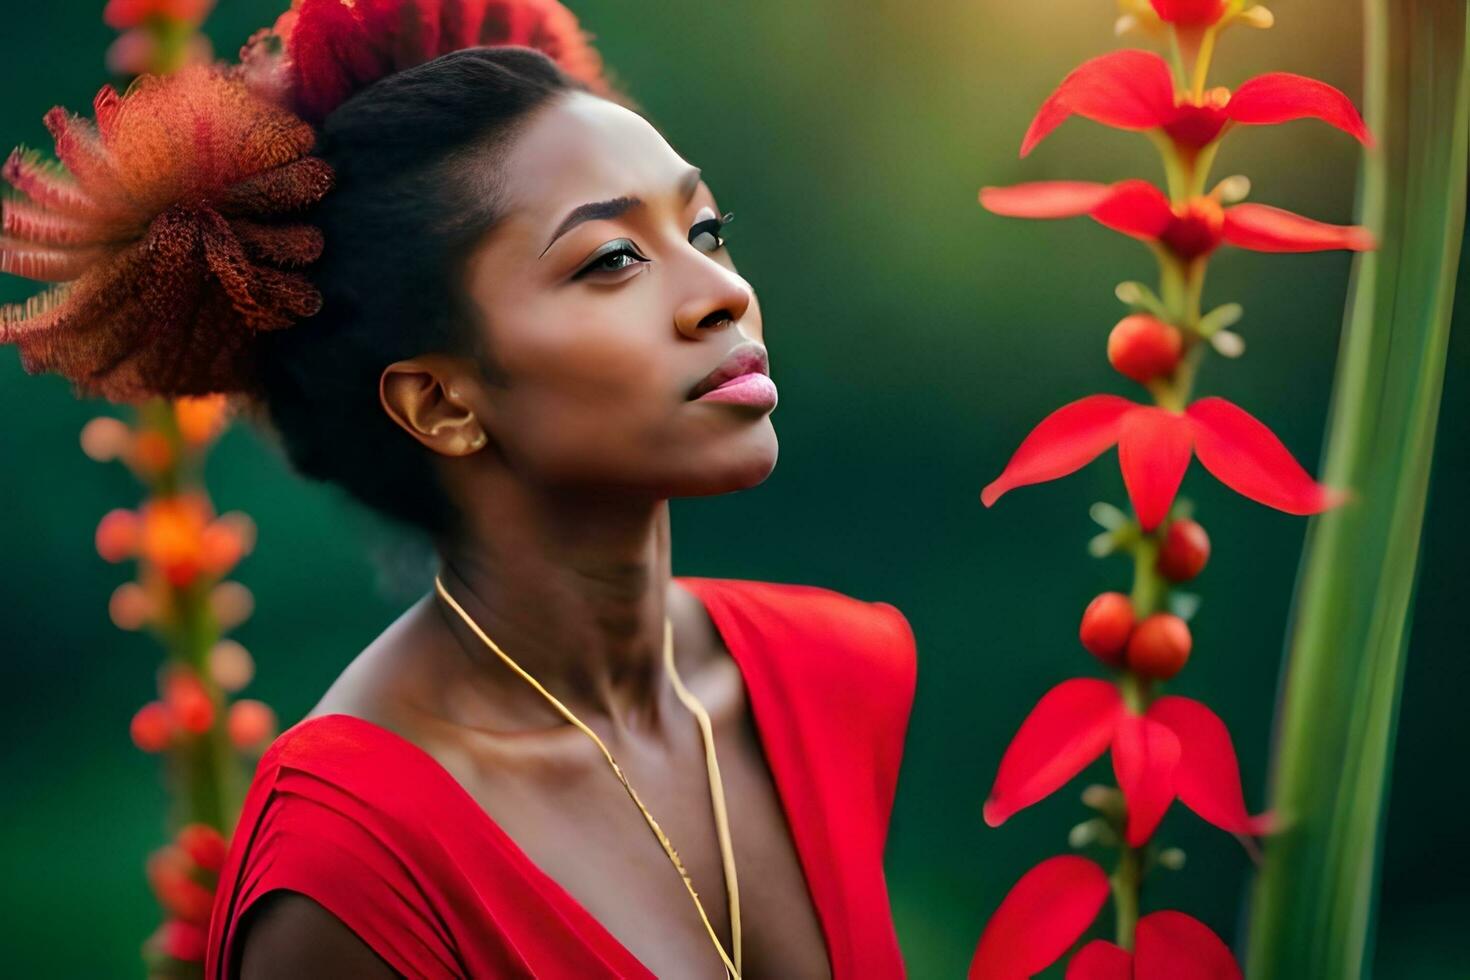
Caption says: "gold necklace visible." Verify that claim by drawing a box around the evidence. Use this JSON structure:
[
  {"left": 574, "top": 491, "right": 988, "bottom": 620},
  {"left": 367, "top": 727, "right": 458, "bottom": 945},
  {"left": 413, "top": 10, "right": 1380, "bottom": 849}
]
[{"left": 433, "top": 573, "right": 743, "bottom": 978}]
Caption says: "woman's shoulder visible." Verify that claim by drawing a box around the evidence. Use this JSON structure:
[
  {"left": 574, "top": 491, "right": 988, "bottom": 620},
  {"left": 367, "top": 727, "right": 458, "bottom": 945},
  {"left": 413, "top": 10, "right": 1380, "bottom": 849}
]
[{"left": 206, "top": 714, "right": 471, "bottom": 979}]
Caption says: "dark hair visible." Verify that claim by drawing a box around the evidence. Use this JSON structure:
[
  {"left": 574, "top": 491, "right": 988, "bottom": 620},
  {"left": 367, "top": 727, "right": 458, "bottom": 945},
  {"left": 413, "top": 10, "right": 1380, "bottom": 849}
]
[{"left": 249, "top": 46, "right": 582, "bottom": 538}]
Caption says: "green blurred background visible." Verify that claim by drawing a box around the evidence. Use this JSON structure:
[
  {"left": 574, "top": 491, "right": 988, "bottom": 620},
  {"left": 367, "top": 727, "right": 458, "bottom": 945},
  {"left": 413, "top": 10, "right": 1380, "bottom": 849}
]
[{"left": 1, "top": 1, "right": 1465, "bottom": 976}]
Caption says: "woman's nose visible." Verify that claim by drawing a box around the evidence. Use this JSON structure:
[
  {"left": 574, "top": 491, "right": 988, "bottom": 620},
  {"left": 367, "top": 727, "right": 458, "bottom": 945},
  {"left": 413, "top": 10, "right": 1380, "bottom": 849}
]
[{"left": 674, "top": 263, "right": 753, "bottom": 340}]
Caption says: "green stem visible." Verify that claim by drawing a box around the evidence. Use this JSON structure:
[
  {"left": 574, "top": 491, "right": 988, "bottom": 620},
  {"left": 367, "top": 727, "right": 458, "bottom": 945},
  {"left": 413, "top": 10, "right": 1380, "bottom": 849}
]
[
  {"left": 1191, "top": 28, "right": 1219, "bottom": 100},
  {"left": 1246, "top": 1, "right": 1469, "bottom": 975},
  {"left": 1188, "top": 142, "right": 1222, "bottom": 199},
  {"left": 1168, "top": 30, "right": 1191, "bottom": 90},
  {"left": 1113, "top": 843, "right": 1143, "bottom": 949},
  {"left": 1129, "top": 536, "right": 1164, "bottom": 617}
]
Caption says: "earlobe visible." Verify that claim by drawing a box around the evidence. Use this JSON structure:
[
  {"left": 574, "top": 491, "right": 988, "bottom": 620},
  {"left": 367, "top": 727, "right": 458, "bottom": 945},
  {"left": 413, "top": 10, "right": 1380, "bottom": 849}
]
[{"left": 379, "top": 358, "right": 489, "bottom": 456}]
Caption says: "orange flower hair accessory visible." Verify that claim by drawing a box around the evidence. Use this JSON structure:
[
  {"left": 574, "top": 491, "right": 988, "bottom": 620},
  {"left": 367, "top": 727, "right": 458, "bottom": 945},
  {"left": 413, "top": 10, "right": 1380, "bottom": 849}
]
[
  {"left": 238, "top": 0, "right": 612, "bottom": 125},
  {"left": 0, "top": 64, "right": 334, "bottom": 402}
]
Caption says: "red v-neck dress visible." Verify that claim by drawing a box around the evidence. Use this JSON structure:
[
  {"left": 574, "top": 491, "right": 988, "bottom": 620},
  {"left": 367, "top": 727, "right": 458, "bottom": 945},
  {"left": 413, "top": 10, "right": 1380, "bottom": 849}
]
[{"left": 204, "top": 576, "right": 918, "bottom": 979}]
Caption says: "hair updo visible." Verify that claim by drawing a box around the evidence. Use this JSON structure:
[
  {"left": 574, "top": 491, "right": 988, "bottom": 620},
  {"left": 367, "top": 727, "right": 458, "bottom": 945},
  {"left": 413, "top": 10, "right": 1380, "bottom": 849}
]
[
  {"left": 251, "top": 47, "right": 580, "bottom": 538},
  {"left": 0, "top": 0, "right": 625, "bottom": 540}
]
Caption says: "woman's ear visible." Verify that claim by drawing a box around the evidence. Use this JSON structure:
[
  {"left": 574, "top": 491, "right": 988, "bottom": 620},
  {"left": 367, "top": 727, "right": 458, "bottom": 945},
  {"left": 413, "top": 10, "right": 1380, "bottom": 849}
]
[{"left": 379, "top": 355, "right": 489, "bottom": 457}]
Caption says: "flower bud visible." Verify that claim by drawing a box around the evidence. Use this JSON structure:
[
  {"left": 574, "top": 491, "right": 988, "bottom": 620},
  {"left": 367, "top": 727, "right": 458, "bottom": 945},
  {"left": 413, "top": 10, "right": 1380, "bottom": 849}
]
[
  {"left": 1240, "top": 5, "right": 1274, "bottom": 28},
  {"left": 163, "top": 668, "right": 215, "bottom": 735},
  {"left": 1108, "top": 315, "right": 1183, "bottom": 383},
  {"left": 109, "top": 582, "right": 154, "bottom": 631},
  {"left": 130, "top": 430, "right": 175, "bottom": 476},
  {"left": 176, "top": 823, "right": 228, "bottom": 873},
  {"left": 208, "top": 639, "right": 255, "bottom": 692},
  {"left": 1080, "top": 592, "right": 1135, "bottom": 665},
  {"left": 200, "top": 521, "right": 247, "bottom": 577},
  {"left": 146, "top": 844, "right": 215, "bottom": 925},
  {"left": 130, "top": 701, "right": 173, "bottom": 753},
  {"left": 157, "top": 919, "right": 209, "bottom": 963},
  {"left": 228, "top": 699, "right": 278, "bottom": 751},
  {"left": 1126, "top": 613, "right": 1192, "bottom": 679},
  {"left": 95, "top": 508, "right": 141, "bottom": 563},
  {"left": 210, "top": 582, "right": 255, "bottom": 630},
  {"left": 174, "top": 394, "right": 229, "bottom": 447},
  {"left": 1158, "top": 519, "right": 1211, "bottom": 581},
  {"left": 79, "top": 416, "right": 132, "bottom": 462},
  {"left": 1213, "top": 174, "right": 1251, "bottom": 204}
]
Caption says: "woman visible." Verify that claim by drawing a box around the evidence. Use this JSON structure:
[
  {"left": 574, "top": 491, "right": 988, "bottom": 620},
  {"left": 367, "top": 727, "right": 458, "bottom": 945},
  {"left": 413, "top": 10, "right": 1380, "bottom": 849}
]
[{"left": 0, "top": 3, "right": 917, "bottom": 978}]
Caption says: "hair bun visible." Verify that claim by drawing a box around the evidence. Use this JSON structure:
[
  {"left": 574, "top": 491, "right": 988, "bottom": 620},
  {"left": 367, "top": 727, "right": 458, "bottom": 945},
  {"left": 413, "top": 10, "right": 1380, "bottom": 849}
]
[
  {"left": 2, "top": 0, "right": 609, "bottom": 403},
  {"left": 0, "top": 64, "right": 334, "bottom": 402},
  {"left": 238, "top": 0, "right": 610, "bottom": 126}
]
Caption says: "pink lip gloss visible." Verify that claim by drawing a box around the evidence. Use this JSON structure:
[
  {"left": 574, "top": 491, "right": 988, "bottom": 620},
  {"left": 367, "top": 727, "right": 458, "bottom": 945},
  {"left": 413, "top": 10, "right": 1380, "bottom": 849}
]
[{"left": 696, "top": 372, "right": 778, "bottom": 410}]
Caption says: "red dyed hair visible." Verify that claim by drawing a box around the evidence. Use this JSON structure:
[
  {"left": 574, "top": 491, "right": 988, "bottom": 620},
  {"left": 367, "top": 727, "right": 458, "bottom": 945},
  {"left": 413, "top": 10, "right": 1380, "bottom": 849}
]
[
  {"left": 0, "top": 0, "right": 609, "bottom": 402},
  {"left": 239, "top": 0, "right": 610, "bottom": 125}
]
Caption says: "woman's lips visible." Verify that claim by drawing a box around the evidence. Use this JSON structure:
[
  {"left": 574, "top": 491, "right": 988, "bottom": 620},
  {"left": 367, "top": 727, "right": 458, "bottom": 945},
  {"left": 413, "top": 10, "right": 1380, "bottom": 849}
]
[{"left": 694, "top": 372, "right": 778, "bottom": 409}]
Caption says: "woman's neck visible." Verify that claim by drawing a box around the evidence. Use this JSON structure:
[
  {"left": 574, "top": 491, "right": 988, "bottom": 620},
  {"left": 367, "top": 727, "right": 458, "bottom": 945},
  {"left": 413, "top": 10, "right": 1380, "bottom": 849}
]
[{"left": 431, "top": 482, "right": 676, "bottom": 734}]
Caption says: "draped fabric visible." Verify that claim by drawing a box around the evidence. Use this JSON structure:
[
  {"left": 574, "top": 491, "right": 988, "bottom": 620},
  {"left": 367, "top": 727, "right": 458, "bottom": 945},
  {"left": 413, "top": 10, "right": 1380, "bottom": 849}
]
[{"left": 204, "top": 577, "right": 918, "bottom": 979}]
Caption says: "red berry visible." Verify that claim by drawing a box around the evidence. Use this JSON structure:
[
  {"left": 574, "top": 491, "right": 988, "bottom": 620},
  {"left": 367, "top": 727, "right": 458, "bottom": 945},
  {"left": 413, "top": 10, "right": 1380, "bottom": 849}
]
[
  {"left": 228, "top": 699, "right": 278, "bottom": 750},
  {"left": 157, "top": 919, "right": 209, "bottom": 962},
  {"left": 146, "top": 845, "right": 215, "bottom": 925},
  {"left": 1079, "top": 592, "right": 1135, "bottom": 665},
  {"left": 1157, "top": 519, "right": 1211, "bottom": 581},
  {"left": 1108, "top": 314, "right": 1183, "bottom": 383},
  {"left": 95, "top": 508, "right": 140, "bottom": 562},
  {"left": 176, "top": 823, "right": 228, "bottom": 873},
  {"left": 163, "top": 669, "right": 215, "bottom": 735},
  {"left": 130, "top": 701, "right": 173, "bottom": 753},
  {"left": 1126, "top": 613, "right": 1192, "bottom": 679}
]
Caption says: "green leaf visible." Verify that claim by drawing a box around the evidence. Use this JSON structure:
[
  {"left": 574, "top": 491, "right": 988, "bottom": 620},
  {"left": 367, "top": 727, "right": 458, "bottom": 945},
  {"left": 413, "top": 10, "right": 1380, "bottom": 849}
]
[{"left": 1245, "top": 4, "right": 1469, "bottom": 978}]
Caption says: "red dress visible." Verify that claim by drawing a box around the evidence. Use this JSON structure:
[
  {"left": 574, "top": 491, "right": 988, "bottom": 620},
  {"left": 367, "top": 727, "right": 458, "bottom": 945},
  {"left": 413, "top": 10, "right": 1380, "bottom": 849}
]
[{"left": 204, "top": 577, "right": 918, "bottom": 979}]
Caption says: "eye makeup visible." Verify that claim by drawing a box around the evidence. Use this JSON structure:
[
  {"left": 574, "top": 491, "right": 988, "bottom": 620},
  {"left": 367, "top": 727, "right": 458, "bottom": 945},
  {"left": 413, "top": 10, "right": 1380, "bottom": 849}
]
[
  {"left": 689, "top": 211, "right": 734, "bottom": 253},
  {"left": 568, "top": 208, "right": 735, "bottom": 281}
]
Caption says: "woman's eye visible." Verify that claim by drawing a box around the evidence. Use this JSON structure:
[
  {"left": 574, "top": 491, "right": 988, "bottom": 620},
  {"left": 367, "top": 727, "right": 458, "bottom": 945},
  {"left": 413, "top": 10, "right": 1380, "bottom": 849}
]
[
  {"left": 574, "top": 241, "right": 646, "bottom": 279},
  {"left": 689, "top": 211, "right": 734, "bottom": 253}
]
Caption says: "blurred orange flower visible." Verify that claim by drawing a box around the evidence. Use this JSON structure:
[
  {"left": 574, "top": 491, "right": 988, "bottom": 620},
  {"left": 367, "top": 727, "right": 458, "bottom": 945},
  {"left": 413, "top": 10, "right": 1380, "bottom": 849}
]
[{"left": 102, "top": 0, "right": 216, "bottom": 30}]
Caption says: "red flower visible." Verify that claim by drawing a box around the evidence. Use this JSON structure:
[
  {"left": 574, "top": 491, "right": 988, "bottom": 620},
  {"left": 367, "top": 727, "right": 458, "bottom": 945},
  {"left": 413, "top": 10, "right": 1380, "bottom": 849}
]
[
  {"left": 103, "top": 0, "right": 215, "bottom": 30},
  {"left": 980, "top": 179, "right": 1375, "bottom": 261},
  {"left": 1149, "top": 0, "right": 1229, "bottom": 27},
  {"left": 156, "top": 918, "right": 209, "bottom": 962},
  {"left": 1067, "top": 913, "right": 1241, "bottom": 978},
  {"left": 970, "top": 856, "right": 1111, "bottom": 979},
  {"left": 981, "top": 393, "right": 1346, "bottom": 532},
  {"left": 969, "top": 854, "right": 1241, "bottom": 979},
  {"left": 982, "top": 678, "right": 1272, "bottom": 845},
  {"left": 1019, "top": 49, "right": 1371, "bottom": 156}
]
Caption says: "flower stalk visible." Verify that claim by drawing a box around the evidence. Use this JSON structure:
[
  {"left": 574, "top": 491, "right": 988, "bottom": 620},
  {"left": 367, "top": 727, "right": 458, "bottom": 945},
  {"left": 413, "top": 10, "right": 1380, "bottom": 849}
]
[{"left": 968, "top": 1, "right": 1377, "bottom": 975}]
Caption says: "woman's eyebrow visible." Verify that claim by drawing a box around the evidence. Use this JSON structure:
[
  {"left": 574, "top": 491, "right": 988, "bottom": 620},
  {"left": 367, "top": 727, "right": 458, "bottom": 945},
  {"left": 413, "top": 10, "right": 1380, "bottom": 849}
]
[{"left": 539, "top": 167, "right": 704, "bottom": 257}]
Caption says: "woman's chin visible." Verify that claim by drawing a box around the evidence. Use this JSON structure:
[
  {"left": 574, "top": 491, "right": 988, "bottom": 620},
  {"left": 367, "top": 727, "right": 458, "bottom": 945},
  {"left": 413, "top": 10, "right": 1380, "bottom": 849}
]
[{"left": 671, "top": 431, "right": 779, "bottom": 497}]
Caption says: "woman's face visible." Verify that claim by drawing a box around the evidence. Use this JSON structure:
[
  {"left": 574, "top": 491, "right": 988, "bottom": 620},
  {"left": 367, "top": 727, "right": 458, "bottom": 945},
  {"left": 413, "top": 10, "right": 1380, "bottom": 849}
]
[{"left": 452, "top": 90, "right": 777, "bottom": 499}]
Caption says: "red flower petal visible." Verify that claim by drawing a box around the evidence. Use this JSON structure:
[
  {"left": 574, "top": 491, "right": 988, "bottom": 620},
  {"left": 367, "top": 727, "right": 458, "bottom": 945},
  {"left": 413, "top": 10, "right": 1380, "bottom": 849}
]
[
  {"left": 1091, "top": 180, "right": 1176, "bottom": 242},
  {"left": 1147, "top": 697, "right": 1271, "bottom": 837},
  {"left": 1117, "top": 406, "right": 1194, "bottom": 532},
  {"left": 1227, "top": 73, "right": 1373, "bottom": 146},
  {"left": 1020, "top": 50, "right": 1177, "bottom": 157},
  {"left": 1067, "top": 941, "right": 1134, "bottom": 980},
  {"left": 1185, "top": 397, "right": 1348, "bottom": 516},
  {"left": 970, "top": 856, "right": 1111, "bottom": 980},
  {"left": 1150, "top": 0, "right": 1228, "bottom": 26},
  {"left": 1112, "top": 713, "right": 1182, "bottom": 846},
  {"left": 1221, "top": 203, "right": 1376, "bottom": 252},
  {"left": 1134, "top": 911, "right": 1242, "bottom": 980},
  {"left": 980, "top": 181, "right": 1116, "bottom": 219},
  {"left": 984, "top": 679, "right": 1125, "bottom": 827},
  {"left": 982, "top": 395, "right": 1136, "bottom": 507}
]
